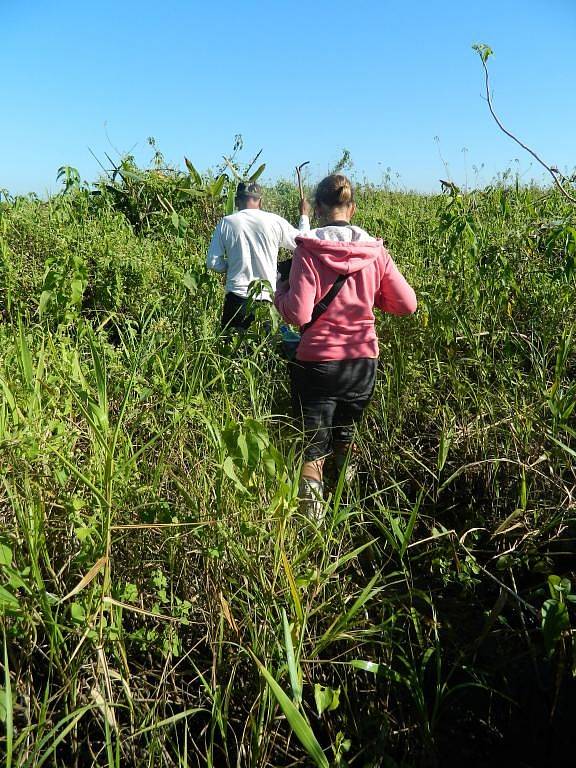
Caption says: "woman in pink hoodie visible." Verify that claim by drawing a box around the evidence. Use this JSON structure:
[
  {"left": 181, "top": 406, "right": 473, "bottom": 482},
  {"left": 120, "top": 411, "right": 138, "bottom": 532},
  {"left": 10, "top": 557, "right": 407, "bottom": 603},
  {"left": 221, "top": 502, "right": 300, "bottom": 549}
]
[{"left": 274, "top": 174, "right": 417, "bottom": 519}]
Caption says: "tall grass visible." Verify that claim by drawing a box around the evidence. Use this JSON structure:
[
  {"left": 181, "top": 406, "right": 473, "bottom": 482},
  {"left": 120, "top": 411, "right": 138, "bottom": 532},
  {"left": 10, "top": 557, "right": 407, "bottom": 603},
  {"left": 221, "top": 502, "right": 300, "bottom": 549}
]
[{"left": 1, "top": 169, "right": 575, "bottom": 766}]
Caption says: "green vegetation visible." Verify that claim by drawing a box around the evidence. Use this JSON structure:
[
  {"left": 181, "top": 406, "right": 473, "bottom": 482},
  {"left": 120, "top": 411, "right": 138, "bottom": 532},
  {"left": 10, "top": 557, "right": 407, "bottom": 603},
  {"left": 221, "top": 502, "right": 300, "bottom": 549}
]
[{"left": 1, "top": 156, "right": 575, "bottom": 767}]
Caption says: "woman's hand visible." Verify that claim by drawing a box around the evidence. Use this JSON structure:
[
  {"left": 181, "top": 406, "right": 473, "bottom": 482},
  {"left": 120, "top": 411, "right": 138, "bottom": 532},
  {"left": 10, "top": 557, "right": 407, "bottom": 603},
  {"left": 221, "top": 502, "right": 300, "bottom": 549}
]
[{"left": 299, "top": 198, "right": 311, "bottom": 216}]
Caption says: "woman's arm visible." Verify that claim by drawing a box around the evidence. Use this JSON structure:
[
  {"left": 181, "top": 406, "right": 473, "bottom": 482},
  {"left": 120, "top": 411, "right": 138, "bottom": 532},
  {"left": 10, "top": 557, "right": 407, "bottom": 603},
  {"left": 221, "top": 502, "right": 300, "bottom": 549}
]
[
  {"left": 274, "top": 248, "right": 318, "bottom": 326},
  {"left": 375, "top": 251, "right": 417, "bottom": 315}
]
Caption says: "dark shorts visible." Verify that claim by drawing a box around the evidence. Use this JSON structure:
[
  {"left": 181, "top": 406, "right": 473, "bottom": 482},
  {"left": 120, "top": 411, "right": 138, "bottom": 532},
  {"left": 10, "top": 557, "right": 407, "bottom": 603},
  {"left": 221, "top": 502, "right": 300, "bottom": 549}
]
[
  {"left": 221, "top": 293, "right": 269, "bottom": 331},
  {"left": 290, "top": 358, "right": 378, "bottom": 461}
]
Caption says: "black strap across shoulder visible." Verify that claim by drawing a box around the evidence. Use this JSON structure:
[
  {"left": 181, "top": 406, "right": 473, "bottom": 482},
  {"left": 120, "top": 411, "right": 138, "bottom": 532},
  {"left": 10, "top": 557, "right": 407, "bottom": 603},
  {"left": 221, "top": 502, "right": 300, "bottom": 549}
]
[
  {"left": 296, "top": 220, "right": 353, "bottom": 334},
  {"left": 301, "top": 273, "right": 348, "bottom": 333}
]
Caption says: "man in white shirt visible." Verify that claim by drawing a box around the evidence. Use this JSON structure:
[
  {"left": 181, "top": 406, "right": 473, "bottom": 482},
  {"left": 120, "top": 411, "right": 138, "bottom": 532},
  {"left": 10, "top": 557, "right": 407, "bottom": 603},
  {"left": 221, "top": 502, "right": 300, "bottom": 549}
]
[{"left": 206, "top": 182, "right": 310, "bottom": 330}]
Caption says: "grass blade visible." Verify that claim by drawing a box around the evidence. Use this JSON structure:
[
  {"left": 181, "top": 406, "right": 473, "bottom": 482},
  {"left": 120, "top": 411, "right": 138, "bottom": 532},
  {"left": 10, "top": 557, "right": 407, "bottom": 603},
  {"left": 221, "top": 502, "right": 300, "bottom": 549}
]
[
  {"left": 2, "top": 631, "right": 13, "bottom": 768},
  {"left": 282, "top": 608, "right": 302, "bottom": 705},
  {"left": 251, "top": 653, "right": 328, "bottom": 768}
]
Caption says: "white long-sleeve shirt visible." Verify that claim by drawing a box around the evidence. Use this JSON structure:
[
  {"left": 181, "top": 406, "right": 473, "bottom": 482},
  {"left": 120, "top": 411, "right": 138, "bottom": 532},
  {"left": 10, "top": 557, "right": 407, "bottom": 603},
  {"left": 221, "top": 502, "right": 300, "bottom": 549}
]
[{"left": 206, "top": 209, "right": 310, "bottom": 298}]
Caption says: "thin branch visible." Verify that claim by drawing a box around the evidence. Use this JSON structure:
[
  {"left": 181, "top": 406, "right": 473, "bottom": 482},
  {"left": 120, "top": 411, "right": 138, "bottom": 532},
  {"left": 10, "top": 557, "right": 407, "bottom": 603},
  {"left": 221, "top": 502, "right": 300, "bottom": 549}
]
[
  {"left": 87, "top": 146, "right": 111, "bottom": 179},
  {"left": 479, "top": 56, "right": 576, "bottom": 204}
]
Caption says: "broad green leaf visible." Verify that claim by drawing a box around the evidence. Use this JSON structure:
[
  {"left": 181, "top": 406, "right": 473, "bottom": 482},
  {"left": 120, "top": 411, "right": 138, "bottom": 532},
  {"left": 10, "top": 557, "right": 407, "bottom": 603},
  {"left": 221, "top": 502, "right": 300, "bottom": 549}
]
[
  {"left": 225, "top": 184, "right": 235, "bottom": 215},
  {"left": 182, "top": 272, "right": 198, "bottom": 293},
  {"left": 541, "top": 599, "right": 570, "bottom": 656},
  {"left": 70, "top": 602, "right": 86, "bottom": 623},
  {"left": 118, "top": 168, "right": 146, "bottom": 183},
  {"left": 248, "top": 163, "right": 266, "bottom": 182},
  {"left": 245, "top": 431, "right": 262, "bottom": 469},
  {"left": 0, "top": 543, "right": 12, "bottom": 567},
  {"left": 177, "top": 187, "right": 204, "bottom": 198},
  {"left": 548, "top": 575, "right": 572, "bottom": 597},
  {"left": 245, "top": 418, "right": 269, "bottom": 446},
  {"left": 348, "top": 659, "right": 380, "bottom": 674},
  {"left": 6, "top": 568, "right": 28, "bottom": 591},
  {"left": 121, "top": 582, "right": 138, "bottom": 602},
  {"left": 38, "top": 289, "right": 53, "bottom": 316},
  {"left": 0, "top": 585, "right": 19, "bottom": 610},
  {"left": 222, "top": 457, "right": 248, "bottom": 493},
  {"left": 184, "top": 157, "right": 203, "bottom": 186},
  {"left": 74, "top": 526, "right": 95, "bottom": 542},
  {"left": 70, "top": 279, "right": 84, "bottom": 305},
  {"left": 262, "top": 450, "right": 277, "bottom": 479},
  {"left": 208, "top": 174, "right": 226, "bottom": 199},
  {"left": 474, "top": 43, "right": 493, "bottom": 63},
  {"left": 314, "top": 684, "right": 340, "bottom": 715},
  {"left": 237, "top": 432, "right": 249, "bottom": 464}
]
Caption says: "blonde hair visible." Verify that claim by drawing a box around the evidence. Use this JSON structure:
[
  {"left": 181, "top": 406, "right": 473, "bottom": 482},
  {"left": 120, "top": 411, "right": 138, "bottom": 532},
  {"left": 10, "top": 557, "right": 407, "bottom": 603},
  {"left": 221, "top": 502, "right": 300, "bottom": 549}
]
[{"left": 314, "top": 174, "right": 354, "bottom": 210}]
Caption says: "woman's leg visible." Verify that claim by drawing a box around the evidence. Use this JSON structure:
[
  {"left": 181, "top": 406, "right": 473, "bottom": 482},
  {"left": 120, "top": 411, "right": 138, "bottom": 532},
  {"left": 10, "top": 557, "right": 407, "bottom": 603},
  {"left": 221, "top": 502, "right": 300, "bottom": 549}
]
[
  {"left": 332, "top": 359, "right": 378, "bottom": 481},
  {"left": 302, "top": 457, "right": 325, "bottom": 483},
  {"left": 290, "top": 361, "right": 337, "bottom": 519}
]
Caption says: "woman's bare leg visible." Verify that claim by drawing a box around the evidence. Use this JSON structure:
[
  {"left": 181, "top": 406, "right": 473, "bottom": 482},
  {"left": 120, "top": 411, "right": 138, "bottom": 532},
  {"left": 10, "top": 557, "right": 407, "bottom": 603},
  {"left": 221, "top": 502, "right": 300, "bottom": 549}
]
[
  {"left": 302, "top": 458, "right": 325, "bottom": 483},
  {"left": 299, "top": 458, "right": 326, "bottom": 522}
]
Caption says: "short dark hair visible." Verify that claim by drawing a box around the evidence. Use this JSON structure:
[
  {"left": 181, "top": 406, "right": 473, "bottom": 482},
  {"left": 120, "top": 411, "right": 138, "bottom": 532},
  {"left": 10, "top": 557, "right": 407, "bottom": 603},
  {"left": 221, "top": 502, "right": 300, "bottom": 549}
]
[{"left": 236, "top": 181, "right": 262, "bottom": 200}]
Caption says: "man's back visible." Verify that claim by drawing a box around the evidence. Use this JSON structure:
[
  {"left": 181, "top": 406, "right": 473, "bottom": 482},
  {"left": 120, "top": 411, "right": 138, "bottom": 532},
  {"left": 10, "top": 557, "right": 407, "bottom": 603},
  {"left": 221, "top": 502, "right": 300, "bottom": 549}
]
[{"left": 207, "top": 208, "right": 309, "bottom": 298}]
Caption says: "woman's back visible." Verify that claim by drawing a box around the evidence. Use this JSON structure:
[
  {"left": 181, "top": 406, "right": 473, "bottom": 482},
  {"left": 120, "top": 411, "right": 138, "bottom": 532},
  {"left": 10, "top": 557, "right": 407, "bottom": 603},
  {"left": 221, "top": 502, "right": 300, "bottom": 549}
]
[{"left": 275, "top": 229, "right": 416, "bottom": 361}]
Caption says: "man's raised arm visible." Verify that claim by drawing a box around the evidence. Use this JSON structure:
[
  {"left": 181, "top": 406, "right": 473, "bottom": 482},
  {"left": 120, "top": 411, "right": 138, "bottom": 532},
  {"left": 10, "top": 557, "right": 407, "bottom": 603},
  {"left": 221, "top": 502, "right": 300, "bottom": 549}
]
[{"left": 279, "top": 198, "right": 311, "bottom": 250}]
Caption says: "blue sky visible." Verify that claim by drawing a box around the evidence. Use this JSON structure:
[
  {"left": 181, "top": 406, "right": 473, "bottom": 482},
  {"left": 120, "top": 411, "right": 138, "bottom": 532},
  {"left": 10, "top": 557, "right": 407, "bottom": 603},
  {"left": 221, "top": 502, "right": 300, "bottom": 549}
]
[{"left": 1, "top": 0, "right": 575, "bottom": 194}]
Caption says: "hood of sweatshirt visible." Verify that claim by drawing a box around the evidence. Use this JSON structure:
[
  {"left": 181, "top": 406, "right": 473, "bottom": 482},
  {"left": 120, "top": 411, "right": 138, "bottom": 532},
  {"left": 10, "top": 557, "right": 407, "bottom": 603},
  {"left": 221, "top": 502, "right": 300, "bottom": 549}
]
[{"left": 295, "top": 235, "right": 384, "bottom": 276}]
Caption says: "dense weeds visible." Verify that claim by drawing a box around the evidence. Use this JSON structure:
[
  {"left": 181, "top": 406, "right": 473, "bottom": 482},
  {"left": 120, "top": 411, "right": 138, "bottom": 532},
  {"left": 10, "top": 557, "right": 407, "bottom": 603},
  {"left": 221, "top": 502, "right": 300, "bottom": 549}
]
[{"left": 1, "top": 162, "right": 575, "bottom": 767}]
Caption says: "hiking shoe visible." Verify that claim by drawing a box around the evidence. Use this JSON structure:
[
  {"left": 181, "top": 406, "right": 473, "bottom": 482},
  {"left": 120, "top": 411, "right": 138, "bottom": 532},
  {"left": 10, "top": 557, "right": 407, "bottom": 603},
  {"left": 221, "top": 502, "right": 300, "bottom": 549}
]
[{"left": 298, "top": 477, "right": 325, "bottom": 523}]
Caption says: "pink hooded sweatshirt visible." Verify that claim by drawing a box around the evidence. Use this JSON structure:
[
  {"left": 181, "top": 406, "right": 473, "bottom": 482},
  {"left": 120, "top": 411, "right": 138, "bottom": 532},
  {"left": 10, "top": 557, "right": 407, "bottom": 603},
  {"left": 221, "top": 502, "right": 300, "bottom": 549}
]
[{"left": 274, "top": 235, "right": 417, "bottom": 361}]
